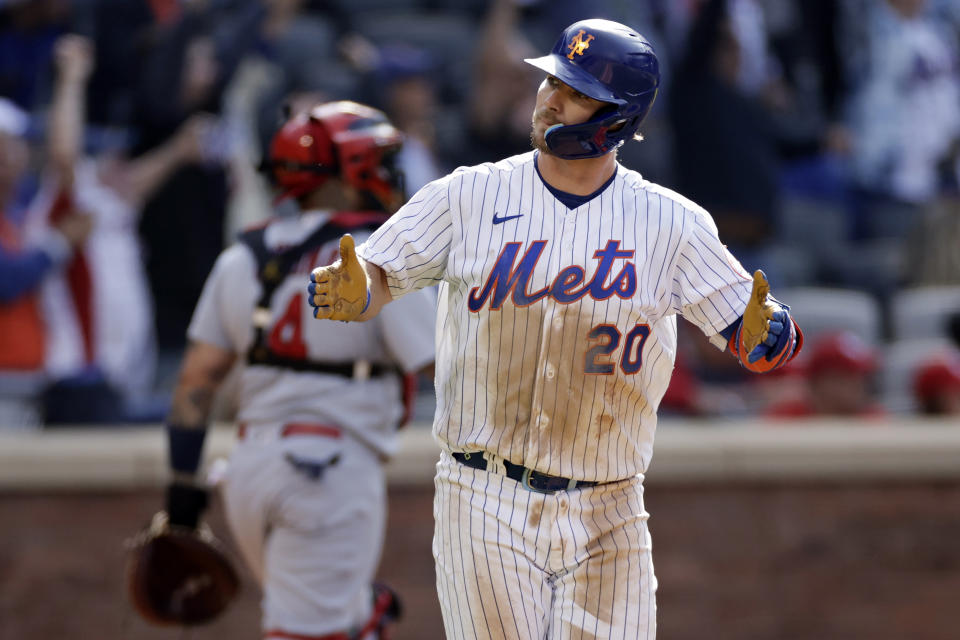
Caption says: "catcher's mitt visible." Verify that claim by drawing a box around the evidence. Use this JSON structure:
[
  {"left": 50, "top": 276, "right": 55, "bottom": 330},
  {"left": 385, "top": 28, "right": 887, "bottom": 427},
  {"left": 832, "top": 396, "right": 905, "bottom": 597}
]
[{"left": 125, "top": 512, "right": 239, "bottom": 626}]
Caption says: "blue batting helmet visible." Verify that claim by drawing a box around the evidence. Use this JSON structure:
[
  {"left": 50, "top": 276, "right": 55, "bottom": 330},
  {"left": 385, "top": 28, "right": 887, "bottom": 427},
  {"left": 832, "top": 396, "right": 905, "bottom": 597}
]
[{"left": 524, "top": 19, "right": 660, "bottom": 159}]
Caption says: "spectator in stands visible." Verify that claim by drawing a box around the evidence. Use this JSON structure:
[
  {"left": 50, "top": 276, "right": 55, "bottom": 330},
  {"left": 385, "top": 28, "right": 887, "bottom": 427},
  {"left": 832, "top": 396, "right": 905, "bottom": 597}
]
[
  {"left": 841, "top": 0, "right": 960, "bottom": 234},
  {"left": 464, "top": 0, "right": 540, "bottom": 165},
  {"left": 847, "top": 0, "right": 960, "bottom": 204},
  {"left": 669, "top": 0, "right": 781, "bottom": 259},
  {"left": 0, "top": 97, "right": 90, "bottom": 429},
  {"left": 768, "top": 332, "right": 886, "bottom": 418},
  {"left": 28, "top": 34, "right": 209, "bottom": 423},
  {"left": 132, "top": 0, "right": 260, "bottom": 359},
  {"left": 913, "top": 353, "right": 960, "bottom": 416},
  {"left": 372, "top": 45, "right": 445, "bottom": 194}
]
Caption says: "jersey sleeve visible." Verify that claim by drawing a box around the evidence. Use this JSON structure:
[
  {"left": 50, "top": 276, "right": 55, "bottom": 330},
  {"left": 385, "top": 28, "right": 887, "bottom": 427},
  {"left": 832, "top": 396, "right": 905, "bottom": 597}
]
[
  {"left": 377, "top": 286, "right": 437, "bottom": 372},
  {"left": 357, "top": 176, "right": 454, "bottom": 299},
  {"left": 669, "top": 210, "right": 753, "bottom": 349},
  {"left": 186, "top": 245, "right": 250, "bottom": 351}
]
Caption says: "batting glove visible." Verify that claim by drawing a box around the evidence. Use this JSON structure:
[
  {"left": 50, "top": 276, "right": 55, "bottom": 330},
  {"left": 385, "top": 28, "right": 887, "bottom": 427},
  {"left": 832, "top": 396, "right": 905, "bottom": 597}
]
[
  {"left": 307, "top": 234, "right": 371, "bottom": 321},
  {"left": 731, "top": 270, "right": 804, "bottom": 373}
]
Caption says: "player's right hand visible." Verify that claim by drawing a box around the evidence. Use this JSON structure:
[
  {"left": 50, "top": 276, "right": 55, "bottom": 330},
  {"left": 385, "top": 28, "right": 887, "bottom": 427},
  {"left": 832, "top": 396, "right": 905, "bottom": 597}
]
[{"left": 308, "top": 234, "right": 370, "bottom": 321}]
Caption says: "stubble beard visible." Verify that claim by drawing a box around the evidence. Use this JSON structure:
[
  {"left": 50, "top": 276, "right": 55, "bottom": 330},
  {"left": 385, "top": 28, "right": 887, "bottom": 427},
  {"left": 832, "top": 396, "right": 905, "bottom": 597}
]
[
  {"left": 530, "top": 127, "right": 549, "bottom": 153},
  {"left": 530, "top": 113, "right": 553, "bottom": 154}
]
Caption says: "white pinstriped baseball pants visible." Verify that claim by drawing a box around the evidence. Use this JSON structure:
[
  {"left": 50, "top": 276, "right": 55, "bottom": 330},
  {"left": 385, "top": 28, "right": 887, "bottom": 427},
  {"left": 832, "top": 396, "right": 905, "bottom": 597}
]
[{"left": 433, "top": 451, "right": 657, "bottom": 640}]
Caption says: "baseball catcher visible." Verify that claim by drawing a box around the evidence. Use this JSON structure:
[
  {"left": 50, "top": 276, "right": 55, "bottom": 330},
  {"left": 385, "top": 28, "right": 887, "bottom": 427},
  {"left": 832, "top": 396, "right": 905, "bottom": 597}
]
[{"left": 136, "top": 100, "right": 433, "bottom": 639}]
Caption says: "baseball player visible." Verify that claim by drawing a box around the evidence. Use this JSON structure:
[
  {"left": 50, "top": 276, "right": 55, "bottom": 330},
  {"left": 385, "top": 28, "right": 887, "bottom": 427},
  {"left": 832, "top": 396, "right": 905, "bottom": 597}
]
[
  {"left": 306, "top": 20, "right": 803, "bottom": 639},
  {"left": 163, "top": 101, "right": 436, "bottom": 640}
]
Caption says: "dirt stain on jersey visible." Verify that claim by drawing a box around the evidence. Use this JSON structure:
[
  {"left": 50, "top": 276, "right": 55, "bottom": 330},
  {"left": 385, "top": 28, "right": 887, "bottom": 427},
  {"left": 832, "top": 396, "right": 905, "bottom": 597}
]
[{"left": 527, "top": 498, "right": 544, "bottom": 528}]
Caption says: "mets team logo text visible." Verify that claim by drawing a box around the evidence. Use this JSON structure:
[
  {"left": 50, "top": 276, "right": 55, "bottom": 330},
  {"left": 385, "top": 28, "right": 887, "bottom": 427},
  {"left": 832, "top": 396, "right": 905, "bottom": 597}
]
[
  {"left": 567, "top": 30, "right": 595, "bottom": 59},
  {"left": 468, "top": 240, "right": 636, "bottom": 311}
]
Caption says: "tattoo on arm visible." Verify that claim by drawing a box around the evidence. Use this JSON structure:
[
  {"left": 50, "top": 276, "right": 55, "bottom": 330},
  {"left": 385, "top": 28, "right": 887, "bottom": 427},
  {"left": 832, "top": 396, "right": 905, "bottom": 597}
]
[{"left": 168, "top": 351, "right": 234, "bottom": 427}]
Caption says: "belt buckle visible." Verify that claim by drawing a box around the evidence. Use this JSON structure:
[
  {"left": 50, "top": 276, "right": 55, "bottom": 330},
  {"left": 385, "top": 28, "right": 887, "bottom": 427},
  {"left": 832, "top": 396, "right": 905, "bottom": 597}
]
[{"left": 520, "top": 467, "right": 552, "bottom": 494}]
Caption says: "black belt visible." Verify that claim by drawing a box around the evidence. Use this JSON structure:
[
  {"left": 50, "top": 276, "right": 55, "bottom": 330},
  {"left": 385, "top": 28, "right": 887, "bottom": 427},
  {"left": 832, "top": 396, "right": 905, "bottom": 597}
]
[
  {"left": 453, "top": 452, "right": 599, "bottom": 494},
  {"left": 247, "top": 347, "right": 399, "bottom": 379}
]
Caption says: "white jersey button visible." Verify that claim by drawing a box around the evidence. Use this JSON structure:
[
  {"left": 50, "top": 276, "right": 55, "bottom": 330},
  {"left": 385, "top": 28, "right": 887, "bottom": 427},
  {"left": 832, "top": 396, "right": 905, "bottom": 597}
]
[{"left": 545, "top": 364, "right": 555, "bottom": 379}]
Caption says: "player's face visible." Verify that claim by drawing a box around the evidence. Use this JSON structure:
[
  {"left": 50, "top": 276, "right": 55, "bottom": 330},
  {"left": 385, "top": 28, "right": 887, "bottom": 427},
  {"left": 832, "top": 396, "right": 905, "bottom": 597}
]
[{"left": 530, "top": 75, "right": 607, "bottom": 153}]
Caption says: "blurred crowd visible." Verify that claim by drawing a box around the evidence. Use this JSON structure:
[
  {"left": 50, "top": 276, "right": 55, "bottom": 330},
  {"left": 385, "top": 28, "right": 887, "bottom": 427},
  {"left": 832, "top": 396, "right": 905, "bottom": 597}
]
[{"left": 1, "top": 0, "right": 959, "bottom": 429}]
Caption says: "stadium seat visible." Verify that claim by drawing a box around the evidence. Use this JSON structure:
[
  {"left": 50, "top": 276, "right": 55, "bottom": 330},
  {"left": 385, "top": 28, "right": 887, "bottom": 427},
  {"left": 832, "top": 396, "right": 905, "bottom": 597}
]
[
  {"left": 776, "top": 287, "right": 883, "bottom": 346},
  {"left": 776, "top": 197, "right": 849, "bottom": 257},
  {"left": 890, "top": 286, "right": 960, "bottom": 341},
  {"left": 880, "top": 338, "right": 957, "bottom": 413}
]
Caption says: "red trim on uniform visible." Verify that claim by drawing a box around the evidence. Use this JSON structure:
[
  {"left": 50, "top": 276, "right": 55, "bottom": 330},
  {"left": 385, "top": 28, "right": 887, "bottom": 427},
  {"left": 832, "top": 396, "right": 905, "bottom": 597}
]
[
  {"left": 281, "top": 423, "right": 342, "bottom": 438},
  {"left": 354, "top": 586, "right": 396, "bottom": 639},
  {"left": 264, "top": 630, "right": 349, "bottom": 640},
  {"left": 237, "top": 422, "right": 341, "bottom": 440}
]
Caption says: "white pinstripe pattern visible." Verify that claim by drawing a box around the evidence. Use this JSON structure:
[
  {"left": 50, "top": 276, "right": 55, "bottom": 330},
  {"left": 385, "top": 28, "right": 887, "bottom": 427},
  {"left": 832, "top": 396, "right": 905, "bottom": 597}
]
[
  {"left": 359, "top": 151, "right": 751, "bottom": 639},
  {"left": 433, "top": 452, "right": 655, "bottom": 639},
  {"left": 360, "top": 152, "right": 752, "bottom": 482}
]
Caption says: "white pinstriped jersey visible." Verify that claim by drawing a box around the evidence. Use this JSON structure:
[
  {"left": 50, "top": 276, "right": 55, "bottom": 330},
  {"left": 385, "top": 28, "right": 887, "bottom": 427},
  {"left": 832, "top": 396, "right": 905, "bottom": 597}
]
[{"left": 360, "top": 152, "right": 753, "bottom": 482}]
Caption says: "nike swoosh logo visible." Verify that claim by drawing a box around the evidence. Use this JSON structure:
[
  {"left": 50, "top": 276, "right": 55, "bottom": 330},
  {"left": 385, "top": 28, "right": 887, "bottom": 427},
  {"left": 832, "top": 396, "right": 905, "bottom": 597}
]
[{"left": 492, "top": 212, "right": 524, "bottom": 225}]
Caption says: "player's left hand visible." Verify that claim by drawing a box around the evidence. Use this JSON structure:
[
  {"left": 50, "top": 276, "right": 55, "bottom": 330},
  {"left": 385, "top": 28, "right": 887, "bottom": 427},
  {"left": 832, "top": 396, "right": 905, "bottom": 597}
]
[
  {"left": 735, "top": 270, "right": 802, "bottom": 372},
  {"left": 308, "top": 234, "right": 370, "bottom": 321},
  {"left": 740, "top": 270, "right": 776, "bottom": 355},
  {"left": 746, "top": 307, "right": 792, "bottom": 363}
]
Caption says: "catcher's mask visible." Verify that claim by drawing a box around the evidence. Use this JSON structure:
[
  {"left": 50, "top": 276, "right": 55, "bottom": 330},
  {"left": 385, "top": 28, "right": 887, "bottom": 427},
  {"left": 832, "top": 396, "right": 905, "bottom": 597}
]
[
  {"left": 262, "top": 100, "right": 405, "bottom": 212},
  {"left": 525, "top": 19, "right": 660, "bottom": 160},
  {"left": 125, "top": 512, "right": 240, "bottom": 626}
]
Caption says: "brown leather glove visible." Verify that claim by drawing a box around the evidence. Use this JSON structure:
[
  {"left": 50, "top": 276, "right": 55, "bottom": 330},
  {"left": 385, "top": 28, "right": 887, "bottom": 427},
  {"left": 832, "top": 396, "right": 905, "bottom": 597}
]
[{"left": 125, "top": 512, "right": 239, "bottom": 626}]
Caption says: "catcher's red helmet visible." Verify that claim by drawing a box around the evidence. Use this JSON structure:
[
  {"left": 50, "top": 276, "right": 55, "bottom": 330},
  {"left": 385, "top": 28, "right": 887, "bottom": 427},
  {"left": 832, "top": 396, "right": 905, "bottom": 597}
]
[{"left": 265, "top": 101, "right": 404, "bottom": 211}]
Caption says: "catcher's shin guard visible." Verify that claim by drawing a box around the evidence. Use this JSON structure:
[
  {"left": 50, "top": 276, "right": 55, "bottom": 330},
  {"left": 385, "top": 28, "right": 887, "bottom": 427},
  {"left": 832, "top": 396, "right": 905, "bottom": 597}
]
[{"left": 352, "top": 582, "right": 402, "bottom": 640}]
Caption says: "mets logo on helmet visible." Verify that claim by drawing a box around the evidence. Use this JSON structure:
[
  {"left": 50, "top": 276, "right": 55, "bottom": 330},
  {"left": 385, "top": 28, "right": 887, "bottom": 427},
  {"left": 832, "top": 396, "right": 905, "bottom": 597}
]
[{"left": 567, "top": 29, "right": 594, "bottom": 60}]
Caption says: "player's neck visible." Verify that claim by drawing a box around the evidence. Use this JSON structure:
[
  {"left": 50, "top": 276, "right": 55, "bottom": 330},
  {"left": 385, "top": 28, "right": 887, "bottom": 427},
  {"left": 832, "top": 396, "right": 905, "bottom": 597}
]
[{"left": 536, "top": 151, "right": 617, "bottom": 196}]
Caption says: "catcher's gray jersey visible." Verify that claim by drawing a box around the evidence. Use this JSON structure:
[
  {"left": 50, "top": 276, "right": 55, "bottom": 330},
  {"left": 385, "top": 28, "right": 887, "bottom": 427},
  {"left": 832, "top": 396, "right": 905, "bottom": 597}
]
[
  {"left": 189, "top": 210, "right": 436, "bottom": 457},
  {"left": 359, "top": 151, "right": 752, "bottom": 481}
]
